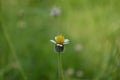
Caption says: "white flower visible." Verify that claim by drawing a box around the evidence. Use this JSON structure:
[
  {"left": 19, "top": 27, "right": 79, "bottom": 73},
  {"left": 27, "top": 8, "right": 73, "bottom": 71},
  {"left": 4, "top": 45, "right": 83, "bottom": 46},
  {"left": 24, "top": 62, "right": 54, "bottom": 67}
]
[
  {"left": 50, "top": 6, "right": 61, "bottom": 17},
  {"left": 74, "top": 43, "right": 83, "bottom": 52},
  {"left": 50, "top": 34, "right": 69, "bottom": 52},
  {"left": 18, "top": 20, "right": 26, "bottom": 28},
  {"left": 65, "top": 68, "right": 74, "bottom": 76}
]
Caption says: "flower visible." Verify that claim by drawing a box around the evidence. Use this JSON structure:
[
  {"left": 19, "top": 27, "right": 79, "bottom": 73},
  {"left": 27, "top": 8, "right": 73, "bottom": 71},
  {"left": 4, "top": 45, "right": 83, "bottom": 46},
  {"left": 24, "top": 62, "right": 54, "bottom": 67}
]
[
  {"left": 65, "top": 68, "right": 74, "bottom": 76},
  {"left": 50, "top": 6, "right": 61, "bottom": 17},
  {"left": 74, "top": 43, "right": 83, "bottom": 52},
  {"left": 18, "top": 20, "right": 26, "bottom": 28},
  {"left": 76, "top": 70, "right": 83, "bottom": 78},
  {"left": 50, "top": 34, "right": 69, "bottom": 52}
]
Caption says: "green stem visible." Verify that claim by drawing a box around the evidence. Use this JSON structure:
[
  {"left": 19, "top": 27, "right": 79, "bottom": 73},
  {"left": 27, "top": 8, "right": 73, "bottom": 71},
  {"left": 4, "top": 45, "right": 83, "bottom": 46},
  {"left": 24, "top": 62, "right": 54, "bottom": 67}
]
[
  {"left": 58, "top": 52, "right": 64, "bottom": 80},
  {"left": 1, "top": 23, "right": 27, "bottom": 80}
]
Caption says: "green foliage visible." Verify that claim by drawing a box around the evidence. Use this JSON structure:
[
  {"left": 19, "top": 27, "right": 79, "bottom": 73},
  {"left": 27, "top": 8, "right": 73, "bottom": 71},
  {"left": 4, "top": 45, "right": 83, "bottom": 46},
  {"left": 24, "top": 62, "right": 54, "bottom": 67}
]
[{"left": 0, "top": 0, "right": 120, "bottom": 80}]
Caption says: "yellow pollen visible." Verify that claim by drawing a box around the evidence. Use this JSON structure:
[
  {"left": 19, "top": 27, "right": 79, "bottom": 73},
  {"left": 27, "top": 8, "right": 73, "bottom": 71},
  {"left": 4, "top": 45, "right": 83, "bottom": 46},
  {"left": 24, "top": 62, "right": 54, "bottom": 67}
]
[{"left": 56, "top": 34, "right": 64, "bottom": 44}]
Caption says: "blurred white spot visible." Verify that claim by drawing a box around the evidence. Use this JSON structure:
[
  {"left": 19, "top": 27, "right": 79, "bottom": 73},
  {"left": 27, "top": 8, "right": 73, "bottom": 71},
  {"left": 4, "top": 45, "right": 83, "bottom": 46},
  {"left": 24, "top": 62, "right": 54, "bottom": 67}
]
[
  {"left": 116, "top": 37, "right": 120, "bottom": 47},
  {"left": 117, "top": 60, "right": 120, "bottom": 66},
  {"left": 74, "top": 43, "right": 83, "bottom": 52},
  {"left": 76, "top": 70, "right": 83, "bottom": 78},
  {"left": 50, "top": 6, "right": 61, "bottom": 17},
  {"left": 18, "top": 20, "right": 26, "bottom": 28},
  {"left": 18, "top": 9, "right": 24, "bottom": 18},
  {"left": 65, "top": 68, "right": 74, "bottom": 76}
]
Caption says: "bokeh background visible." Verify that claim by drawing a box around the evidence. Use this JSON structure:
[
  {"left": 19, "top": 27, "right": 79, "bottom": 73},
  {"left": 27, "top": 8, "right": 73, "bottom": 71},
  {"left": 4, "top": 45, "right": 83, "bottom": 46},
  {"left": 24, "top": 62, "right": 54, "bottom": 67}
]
[{"left": 1, "top": 0, "right": 120, "bottom": 80}]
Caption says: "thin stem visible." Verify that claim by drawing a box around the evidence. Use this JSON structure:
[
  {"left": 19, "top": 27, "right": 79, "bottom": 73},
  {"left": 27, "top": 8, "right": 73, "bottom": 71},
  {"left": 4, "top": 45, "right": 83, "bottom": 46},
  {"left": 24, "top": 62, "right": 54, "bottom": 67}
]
[
  {"left": 58, "top": 52, "right": 64, "bottom": 80},
  {"left": 1, "top": 23, "right": 27, "bottom": 80}
]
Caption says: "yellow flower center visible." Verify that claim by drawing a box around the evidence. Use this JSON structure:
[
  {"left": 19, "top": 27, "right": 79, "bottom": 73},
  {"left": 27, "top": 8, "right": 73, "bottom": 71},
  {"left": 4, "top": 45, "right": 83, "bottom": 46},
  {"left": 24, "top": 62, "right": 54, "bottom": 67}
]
[{"left": 56, "top": 34, "right": 64, "bottom": 44}]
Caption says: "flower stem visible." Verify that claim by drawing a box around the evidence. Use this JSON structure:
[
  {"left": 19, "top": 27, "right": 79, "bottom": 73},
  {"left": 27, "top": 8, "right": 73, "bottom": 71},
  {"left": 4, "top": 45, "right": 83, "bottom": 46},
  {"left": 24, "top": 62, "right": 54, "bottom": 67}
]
[{"left": 58, "top": 52, "right": 64, "bottom": 80}]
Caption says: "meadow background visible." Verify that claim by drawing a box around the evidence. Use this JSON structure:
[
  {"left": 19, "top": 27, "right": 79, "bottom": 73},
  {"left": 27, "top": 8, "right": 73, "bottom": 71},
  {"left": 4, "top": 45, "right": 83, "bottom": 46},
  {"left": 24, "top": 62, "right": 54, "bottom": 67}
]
[{"left": 1, "top": 0, "right": 120, "bottom": 80}]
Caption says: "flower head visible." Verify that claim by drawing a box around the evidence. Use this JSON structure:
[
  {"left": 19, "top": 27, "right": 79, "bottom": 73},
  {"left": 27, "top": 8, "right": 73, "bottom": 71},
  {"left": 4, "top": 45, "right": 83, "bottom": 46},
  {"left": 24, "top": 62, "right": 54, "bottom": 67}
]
[
  {"left": 50, "top": 34, "right": 69, "bottom": 52},
  {"left": 55, "top": 35, "right": 64, "bottom": 43},
  {"left": 65, "top": 68, "right": 74, "bottom": 76},
  {"left": 50, "top": 6, "right": 61, "bottom": 17}
]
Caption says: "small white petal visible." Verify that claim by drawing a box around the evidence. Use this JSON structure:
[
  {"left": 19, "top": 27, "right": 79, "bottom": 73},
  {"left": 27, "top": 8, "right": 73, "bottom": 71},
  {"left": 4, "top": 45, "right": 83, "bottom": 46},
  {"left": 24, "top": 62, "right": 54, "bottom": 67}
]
[
  {"left": 50, "top": 40, "right": 56, "bottom": 44},
  {"left": 57, "top": 44, "right": 63, "bottom": 47},
  {"left": 64, "top": 39, "right": 69, "bottom": 43},
  {"left": 55, "top": 36, "right": 57, "bottom": 41},
  {"left": 63, "top": 39, "right": 69, "bottom": 44}
]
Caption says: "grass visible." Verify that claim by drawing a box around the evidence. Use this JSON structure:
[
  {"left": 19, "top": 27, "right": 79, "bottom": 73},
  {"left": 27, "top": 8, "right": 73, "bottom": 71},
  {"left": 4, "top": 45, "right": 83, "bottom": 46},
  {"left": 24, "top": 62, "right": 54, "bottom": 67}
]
[{"left": 0, "top": 0, "right": 120, "bottom": 80}]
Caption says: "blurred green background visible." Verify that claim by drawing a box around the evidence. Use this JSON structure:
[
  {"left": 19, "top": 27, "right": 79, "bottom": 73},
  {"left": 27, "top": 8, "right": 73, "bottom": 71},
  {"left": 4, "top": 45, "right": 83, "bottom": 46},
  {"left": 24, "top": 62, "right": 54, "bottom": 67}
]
[{"left": 1, "top": 0, "right": 120, "bottom": 80}]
